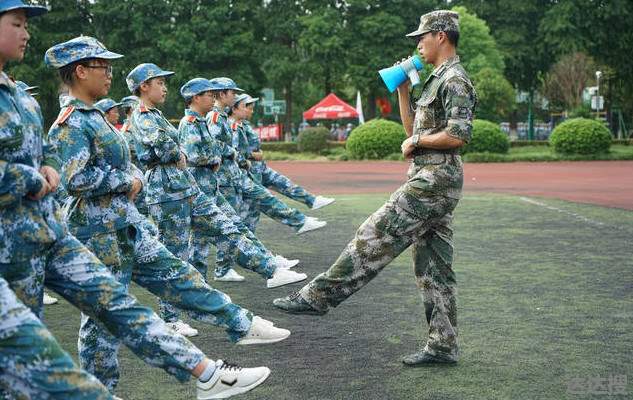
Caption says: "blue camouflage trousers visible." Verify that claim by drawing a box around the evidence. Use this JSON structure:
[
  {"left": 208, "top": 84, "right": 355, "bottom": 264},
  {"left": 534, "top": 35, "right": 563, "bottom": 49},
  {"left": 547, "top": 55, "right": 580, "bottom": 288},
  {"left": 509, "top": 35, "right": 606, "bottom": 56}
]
[
  {"left": 211, "top": 184, "right": 282, "bottom": 278},
  {"left": 242, "top": 162, "right": 316, "bottom": 232},
  {"left": 149, "top": 193, "right": 276, "bottom": 322},
  {"left": 219, "top": 170, "right": 306, "bottom": 239},
  {"left": 0, "top": 232, "right": 207, "bottom": 393},
  {"left": 299, "top": 162, "right": 461, "bottom": 360},
  {"left": 0, "top": 277, "right": 112, "bottom": 400},
  {"left": 78, "top": 220, "right": 252, "bottom": 390}
]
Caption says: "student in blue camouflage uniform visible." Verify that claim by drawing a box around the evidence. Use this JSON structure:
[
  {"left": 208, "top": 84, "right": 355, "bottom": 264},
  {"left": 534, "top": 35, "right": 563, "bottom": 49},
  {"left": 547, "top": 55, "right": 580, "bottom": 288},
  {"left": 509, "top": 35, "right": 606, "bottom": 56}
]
[
  {"left": 178, "top": 78, "right": 305, "bottom": 285},
  {"left": 44, "top": 36, "right": 288, "bottom": 395},
  {"left": 94, "top": 98, "right": 121, "bottom": 126},
  {"left": 0, "top": 277, "right": 113, "bottom": 400},
  {"left": 207, "top": 78, "right": 327, "bottom": 279},
  {"left": 230, "top": 94, "right": 335, "bottom": 232},
  {"left": 127, "top": 68, "right": 306, "bottom": 326},
  {"left": 274, "top": 10, "right": 477, "bottom": 367},
  {"left": 1, "top": 7, "right": 271, "bottom": 399}
]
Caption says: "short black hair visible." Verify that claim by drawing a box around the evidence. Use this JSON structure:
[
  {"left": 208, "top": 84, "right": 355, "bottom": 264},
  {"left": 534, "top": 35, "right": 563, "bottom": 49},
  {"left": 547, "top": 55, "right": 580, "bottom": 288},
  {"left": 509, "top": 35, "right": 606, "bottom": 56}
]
[
  {"left": 133, "top": 87, "right": 141, "bottom": 97},
  {"left": 433, "top": 30, "right": 459, "bottom": 47},
  {"left": 58, "top": 59, "right": 93, "bottom": 85},
  {"left": 184, "top": 97, "right": 193, "bottom": 107}
]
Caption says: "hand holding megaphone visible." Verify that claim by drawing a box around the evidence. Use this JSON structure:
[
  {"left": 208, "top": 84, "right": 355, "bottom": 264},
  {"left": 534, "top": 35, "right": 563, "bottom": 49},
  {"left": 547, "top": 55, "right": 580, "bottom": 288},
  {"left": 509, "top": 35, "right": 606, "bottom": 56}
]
[{"left": 379, "top": 55, "right": 424, "bottom": 93}]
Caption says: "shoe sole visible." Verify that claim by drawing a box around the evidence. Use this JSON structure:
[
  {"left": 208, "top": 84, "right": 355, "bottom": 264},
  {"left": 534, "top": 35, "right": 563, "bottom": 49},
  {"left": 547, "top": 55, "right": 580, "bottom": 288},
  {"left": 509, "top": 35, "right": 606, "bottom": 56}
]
[
  {"left": 311, "top": 199, "right": 335, "bottom": 210},
  {"left": 236, "top": 330, "right": 291, "bottom": 345},
  {"left": 197, "top": 368, "right": 271, "bottom": 399},
  {"left": 296, "top": 221, "right": 327, "bottom": 235},
  {"left": 266, "top": 274, "right": 307, "bottom": 289},
  {"left": 214, "top": 277, "right": 246, "bottom": 282},
  {"left": 272, "top": 302, "right": 327, "bottom": 316}
]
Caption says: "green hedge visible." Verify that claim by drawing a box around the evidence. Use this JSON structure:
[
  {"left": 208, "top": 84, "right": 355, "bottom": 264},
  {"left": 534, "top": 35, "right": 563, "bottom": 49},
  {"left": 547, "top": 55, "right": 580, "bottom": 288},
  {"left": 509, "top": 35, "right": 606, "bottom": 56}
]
[
  {"left": 346, "top": 119, "right": 406, "bottom": 159},
  {"left": 549, "top": 118, "right": 611, "bottom": 154},
  {"left": 463, "top": 119, "right": 510, "bottom": 154},
  {"left": 297, "top": 127, "right": 330, "bottom": 153},
  {"left": 261, "top": 142, "right": 299, "bottom": 153}
]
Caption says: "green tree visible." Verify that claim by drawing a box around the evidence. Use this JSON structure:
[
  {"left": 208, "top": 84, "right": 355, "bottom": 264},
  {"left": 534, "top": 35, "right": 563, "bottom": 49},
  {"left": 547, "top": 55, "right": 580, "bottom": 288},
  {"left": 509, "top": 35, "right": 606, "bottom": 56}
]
[{"left": 472, "top": 68, "right": 516, "bottom": 122}]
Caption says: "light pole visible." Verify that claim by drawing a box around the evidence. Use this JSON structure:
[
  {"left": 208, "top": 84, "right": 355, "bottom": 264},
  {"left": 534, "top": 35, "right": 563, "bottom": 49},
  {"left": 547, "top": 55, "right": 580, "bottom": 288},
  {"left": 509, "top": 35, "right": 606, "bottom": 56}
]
[{"left": 595, "top": 70, "right": 602, "bottom": 119}]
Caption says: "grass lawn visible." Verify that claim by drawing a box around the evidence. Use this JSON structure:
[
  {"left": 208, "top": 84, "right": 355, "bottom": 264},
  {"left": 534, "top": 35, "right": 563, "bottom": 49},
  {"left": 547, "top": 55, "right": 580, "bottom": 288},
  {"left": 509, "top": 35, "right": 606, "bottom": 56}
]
[{"left": 43, "top": 193, "right": 633, "bottom": 399}]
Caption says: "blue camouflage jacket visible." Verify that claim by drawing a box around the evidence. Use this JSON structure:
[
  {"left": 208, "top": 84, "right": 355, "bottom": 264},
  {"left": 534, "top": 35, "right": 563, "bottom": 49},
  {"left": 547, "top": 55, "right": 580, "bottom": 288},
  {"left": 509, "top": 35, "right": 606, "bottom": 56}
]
[
  {"left": 130, "top": 102, "right": 197, "bottom": 204},
  {"left": 0, "top": 72, "right": 66, "bottom": 263},
  {"left": 242, "top": 120, "right": 266, "bottom": 176},
  {"left": 178, "top": 109, "right": 222, "bottom": 195},
  {"left": 206, "top": 106, "right": 240, "bottom": 187},
  {"left": 48, "top": 96, "right": 144, "bottom": 239}
]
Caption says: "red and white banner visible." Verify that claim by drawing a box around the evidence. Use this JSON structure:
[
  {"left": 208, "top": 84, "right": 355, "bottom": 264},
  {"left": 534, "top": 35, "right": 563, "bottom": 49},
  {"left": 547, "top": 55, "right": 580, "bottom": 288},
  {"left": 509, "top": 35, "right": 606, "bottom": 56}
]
[{"left": 253, "top": 124, "right": 282, "bottom": 141}]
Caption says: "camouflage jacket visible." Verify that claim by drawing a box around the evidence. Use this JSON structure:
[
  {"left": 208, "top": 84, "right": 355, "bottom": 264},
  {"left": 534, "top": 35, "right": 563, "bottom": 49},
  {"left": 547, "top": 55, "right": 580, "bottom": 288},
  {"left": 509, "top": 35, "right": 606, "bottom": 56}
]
[
  {"left": 119, "top": 119, "right": 141, "bottom": 168},
  {"left": 0, "top": 72, "right": 66, "bottom": 262},
  {"left": 48, "top": 96, "right": 144, "bottom": 239},
  {"left": 238, "top": 120, "right": 267, "bottom": 176},
  {"left": 178, "top": 109, "right": 222, "bottom": 195},
  {"left": 130, "top": 102, "right": 197, "bottom": 204},
  {"left": 230, "top": 119, "right": 251, "bottom": 169},
  {"left": 206, "top": 106, "right": 240, "bottom": 187},
  {"left": 412, "top": 55, "right": 477, "bottom": 199}
]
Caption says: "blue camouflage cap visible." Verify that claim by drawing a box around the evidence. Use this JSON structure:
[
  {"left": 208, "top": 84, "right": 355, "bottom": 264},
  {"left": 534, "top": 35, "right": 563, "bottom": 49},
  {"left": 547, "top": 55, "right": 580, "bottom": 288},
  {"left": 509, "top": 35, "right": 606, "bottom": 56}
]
[
  {"left": 233, "top": 93, "right": 259, "bottom": 107},
  {"left": 0, "top": 0, "right": 48, "bottom": 17},
  {"left": 94, "top": 98, "right": 122, "bottom": 113},
  {"left": 180, "top": 78, "right": 214, "bottom": 100},
  {"left": 44, "top": 36, "right": 123, "bottom": 69},
  {"left": 120, "top": 95, "right": 139, "bottom": 108},
  {"left": 209, "top": 77, "right": 244, "bottom": 92},
  {"left": 15, "top": 81, "right": 37, "bottom": 92},
  {"left": 126, "top": 63, "right": 174, "bottom": 93}
]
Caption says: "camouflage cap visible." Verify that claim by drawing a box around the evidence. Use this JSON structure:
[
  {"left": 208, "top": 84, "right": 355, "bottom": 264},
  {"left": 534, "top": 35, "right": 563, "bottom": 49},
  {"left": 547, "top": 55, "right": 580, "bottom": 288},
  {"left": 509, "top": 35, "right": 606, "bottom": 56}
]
[
  {"left": 120, "top": 95, "right": 139, "bottom": 108},
  {"left": 44, "top": 36, "right": 123, "bottom": 69},
  {"left": 126, "top": 63, "right": 174, "bottom": 93},
  {"left": 94, "top": 98, "right": 122, "bottom": 113},
  {"left": 233, "top": 94, "right": 259, "bottom": 107},
  {"left": 0, "top": 0, "right": 48, "bottom": 18},
  {"left": 180, "top": 77, "right": 214, "bottom": 100},
  {"left": 406, "top": 10, "right": 459, "bottom": 38},
  {"left": 209, "top": 77, "right": 244, "bottom": 92}
]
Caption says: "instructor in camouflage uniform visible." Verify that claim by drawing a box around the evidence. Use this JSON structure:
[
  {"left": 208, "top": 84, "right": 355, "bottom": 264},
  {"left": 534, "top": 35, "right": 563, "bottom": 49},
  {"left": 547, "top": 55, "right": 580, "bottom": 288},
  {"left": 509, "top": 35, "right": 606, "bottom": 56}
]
[{"left": 274, "top": 10, "right": 477, "bottom": 366}]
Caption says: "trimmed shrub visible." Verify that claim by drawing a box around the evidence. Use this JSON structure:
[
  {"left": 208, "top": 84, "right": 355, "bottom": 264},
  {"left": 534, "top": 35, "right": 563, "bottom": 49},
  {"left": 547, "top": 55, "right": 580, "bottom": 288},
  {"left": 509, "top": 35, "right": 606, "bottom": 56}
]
[
  {"left": 346, "top": 119, "right": 406, "bottom": 159},
  {"left": 463, "top": 119, "right": 510, "bottom": 154},
  {"left": 549, "top": 118, "right": 611, "bottom": 154},
  {"left": 297, "top": 127, "right": 330, "bottom": 153}
]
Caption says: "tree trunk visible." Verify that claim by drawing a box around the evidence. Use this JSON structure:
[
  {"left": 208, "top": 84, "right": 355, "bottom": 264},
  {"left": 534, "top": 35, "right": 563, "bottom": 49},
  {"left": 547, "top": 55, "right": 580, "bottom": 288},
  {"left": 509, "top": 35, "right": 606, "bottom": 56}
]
[
  {"left": 284, "top": 82, "right": 293, "bottom": 141},
  {"left": 367, "top": 90, "right": 377, "bottom": 120}
]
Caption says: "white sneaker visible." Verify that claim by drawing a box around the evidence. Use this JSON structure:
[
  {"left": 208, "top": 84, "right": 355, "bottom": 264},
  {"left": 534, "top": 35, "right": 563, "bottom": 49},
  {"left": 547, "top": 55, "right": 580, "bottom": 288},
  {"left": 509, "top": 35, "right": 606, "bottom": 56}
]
[
  {"left": 266, "top": 268, "right": 307, "bottom": 289},
  {"left": 166, "top": 320, "right": 199, "bottom": 337},
  {"left": 236, "top": 316, "right": 290, "bottom": 345},
  {"left": 273, "top": 254, "right": 300, "bottom": 269},
  {"left": 197, "top": 360, "right": 270, "bottom": 400},
  {"left": 296, "top": 217, "right": 327, "bottom": 235},
  {"left": 214, "top": 269, "right": 245, "bottom": 282},
  {"left": 43, "top": 292, "right": 58, "bottom": 305},
  {"left": 311, "top": 196, "right": 335, "bottom": 210}
]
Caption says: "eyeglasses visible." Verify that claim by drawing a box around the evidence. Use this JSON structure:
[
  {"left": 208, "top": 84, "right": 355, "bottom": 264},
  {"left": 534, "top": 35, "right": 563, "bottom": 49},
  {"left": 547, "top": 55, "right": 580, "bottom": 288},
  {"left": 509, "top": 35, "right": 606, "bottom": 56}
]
[{"left": 84, "top": 64, "right": 113, "bottom": 76}]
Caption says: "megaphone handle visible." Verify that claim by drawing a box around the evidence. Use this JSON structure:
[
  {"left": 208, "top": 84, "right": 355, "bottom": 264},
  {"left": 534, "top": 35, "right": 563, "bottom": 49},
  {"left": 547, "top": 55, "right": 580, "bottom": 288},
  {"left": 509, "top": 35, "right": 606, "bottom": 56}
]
[{"left": 407, "top": 69, "right": 420, "bottom": 86}]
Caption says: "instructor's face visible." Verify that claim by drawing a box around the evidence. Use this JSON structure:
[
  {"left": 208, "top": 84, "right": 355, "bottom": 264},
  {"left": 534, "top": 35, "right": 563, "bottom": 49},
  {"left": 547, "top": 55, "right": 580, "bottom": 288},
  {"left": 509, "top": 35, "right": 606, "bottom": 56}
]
[
  {"left": 0, "top": 10, "right": 30, "bottom": 63},
  {"left": 417, "top": 32, "right": 438, "bottom": 65}
]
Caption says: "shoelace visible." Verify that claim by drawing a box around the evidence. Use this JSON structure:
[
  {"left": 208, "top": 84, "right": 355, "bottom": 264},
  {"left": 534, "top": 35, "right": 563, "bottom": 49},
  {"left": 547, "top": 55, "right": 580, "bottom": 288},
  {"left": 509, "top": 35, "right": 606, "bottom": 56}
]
[
  {"left": 219, "top": 361, "right": 243, "bottom": 372},
  {"left": 288, "top": 291, "right": 302, "bottom": 301}
]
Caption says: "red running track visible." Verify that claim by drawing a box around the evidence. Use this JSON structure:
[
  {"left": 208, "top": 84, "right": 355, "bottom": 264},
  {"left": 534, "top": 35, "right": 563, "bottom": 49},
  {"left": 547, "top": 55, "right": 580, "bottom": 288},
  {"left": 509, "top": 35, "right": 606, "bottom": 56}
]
[{"left": 267, "top": 161, "right": 633, "bottom": 210}]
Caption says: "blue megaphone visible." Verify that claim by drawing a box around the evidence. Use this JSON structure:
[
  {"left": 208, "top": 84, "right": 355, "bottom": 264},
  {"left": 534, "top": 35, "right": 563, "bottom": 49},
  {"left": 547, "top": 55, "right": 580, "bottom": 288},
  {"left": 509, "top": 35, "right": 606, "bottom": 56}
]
[{"left": 379, "top": 55, "right": 424, "bottom": 93}]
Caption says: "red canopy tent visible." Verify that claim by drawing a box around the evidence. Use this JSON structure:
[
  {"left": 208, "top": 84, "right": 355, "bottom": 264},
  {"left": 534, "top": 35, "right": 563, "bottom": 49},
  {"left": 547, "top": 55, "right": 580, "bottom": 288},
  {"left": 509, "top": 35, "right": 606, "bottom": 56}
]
[{"left": 303, "top": 93, "right": 359, "bottom": 120}]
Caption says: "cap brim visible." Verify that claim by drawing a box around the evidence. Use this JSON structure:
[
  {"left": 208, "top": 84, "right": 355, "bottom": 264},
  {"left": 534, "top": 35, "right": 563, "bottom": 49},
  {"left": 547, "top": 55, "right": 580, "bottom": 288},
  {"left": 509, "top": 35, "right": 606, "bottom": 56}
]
[
  {"left": 157, "top": 71, "right": 175, "bottom": 78},
  {"left": 94, "top": 50, "right": 124, "bottom": 60},
  {"left": 245, "top": 97, "right": 259, "bottom": 104},
  {"left": 234, "top": 87, "right": 245, "bottom": 92},
  {"left": 3, "top": 5, "right": 49, "bottom": 18},
  {"left": 405, "top": 28, "right": 430, "bottom": 38}
]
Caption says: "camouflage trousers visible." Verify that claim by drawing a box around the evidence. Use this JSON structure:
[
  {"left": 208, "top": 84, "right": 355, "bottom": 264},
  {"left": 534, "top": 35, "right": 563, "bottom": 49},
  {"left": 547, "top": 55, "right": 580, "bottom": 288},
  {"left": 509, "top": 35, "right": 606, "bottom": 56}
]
[
  {"left": 0, "top": 277, "right": 112, "bottom": 400},
  {"left": 299, "top": 163, "right": 461, "bottom": 360},
  {"left": 241, "top": 163, "right": 316, "bottom": 232},
  {"left": 149, "top": 193, "right": 276, "bottom": 321},
  {"left": 0, "top": 232, "right": 207, "bottom": 393},
  {"left": 78, "top": 220, "right": 252, "bottom": 390}
]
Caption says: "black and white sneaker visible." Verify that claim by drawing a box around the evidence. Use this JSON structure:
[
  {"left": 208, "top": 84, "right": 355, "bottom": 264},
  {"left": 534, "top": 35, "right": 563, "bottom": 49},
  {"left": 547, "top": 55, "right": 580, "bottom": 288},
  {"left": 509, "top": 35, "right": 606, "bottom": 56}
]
[{"left": 197, "top": 360, "right": 270, "bottom": 399}]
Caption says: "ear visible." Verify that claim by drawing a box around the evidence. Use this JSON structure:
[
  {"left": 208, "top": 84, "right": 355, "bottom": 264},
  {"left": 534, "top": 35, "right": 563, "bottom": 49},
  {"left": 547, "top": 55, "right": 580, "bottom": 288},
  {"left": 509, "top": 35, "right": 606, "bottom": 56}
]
[
  {"left": 437, "top": 31, "right": 447, "bottom": 44},
  {"left": 139, "top": 81, "right": 150, "bottom": 94},
  {"left": 74, "top": 64, "right": 89, "bottom": 81}
]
